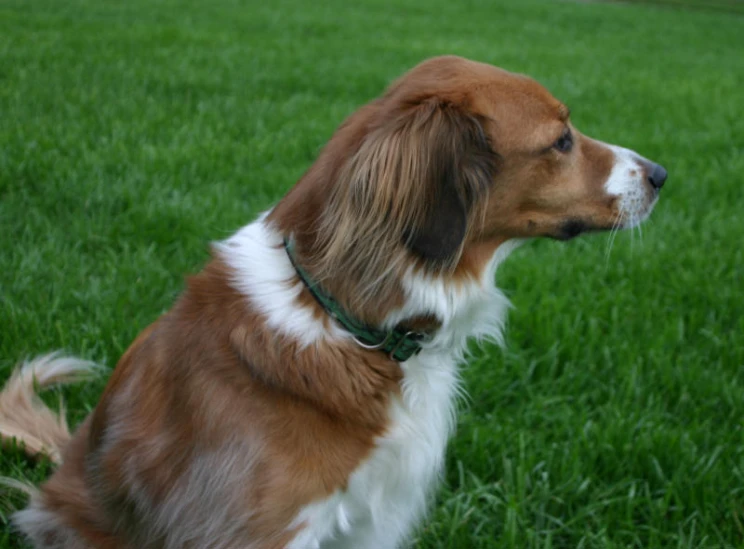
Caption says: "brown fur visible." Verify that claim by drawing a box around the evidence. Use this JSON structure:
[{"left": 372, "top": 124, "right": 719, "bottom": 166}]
[
  {"left": 269, "top": 56, "right": 620, "bottom": 326},
  {"left": 1, "top": 55, "right": 660, "bottom": 548},
  {"left": 11, "top": 258, "right": 401, "bottom": 548}
]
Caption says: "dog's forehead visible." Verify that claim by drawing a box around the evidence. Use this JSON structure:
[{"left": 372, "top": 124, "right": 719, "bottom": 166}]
[
  {"left": 391, "top": 56, "right": 565, "bottom": 124},
  {"left": 470, "top": 72, "right": 564, "bottom": 123}
]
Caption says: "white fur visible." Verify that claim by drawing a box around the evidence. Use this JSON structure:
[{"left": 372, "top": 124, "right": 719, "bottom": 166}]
[
  {"left": 604, "top": 144, "right": 658, "bottom": 227},
  {"left": 216, "top": 213, "right": 347, "bottom": 347},
  {"left": 285, "top": 235, "right": 522, "bottom": 549},
  {"left": 13, "top": 502, "right": 88, "bottom": 549}
]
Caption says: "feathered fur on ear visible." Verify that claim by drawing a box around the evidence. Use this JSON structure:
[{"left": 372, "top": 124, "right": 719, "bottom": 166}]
[
  {"left": 312, "top": 98, "right": 498, "bottom": 309},
  {"left": 400, "top": 100, "right": 497, "bottom": 261}
]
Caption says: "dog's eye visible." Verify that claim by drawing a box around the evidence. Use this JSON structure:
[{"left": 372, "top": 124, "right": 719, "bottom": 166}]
[{"left": 553, "top": 130, "right": 573, "bottom": 153}]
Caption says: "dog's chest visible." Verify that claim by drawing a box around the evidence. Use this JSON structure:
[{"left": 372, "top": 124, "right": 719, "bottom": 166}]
[{"left": 288, "top": 352, "right": 459, "bottom": 549}]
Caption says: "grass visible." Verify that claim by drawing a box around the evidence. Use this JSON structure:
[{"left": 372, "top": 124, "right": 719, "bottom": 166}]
[{"left": 0, "top": 0, "right": 742, "bottom": 546}]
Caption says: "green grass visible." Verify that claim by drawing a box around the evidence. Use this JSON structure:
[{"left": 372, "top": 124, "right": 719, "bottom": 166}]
[{"left": 1, "top": 0, "right": 742, "bottom": 546}]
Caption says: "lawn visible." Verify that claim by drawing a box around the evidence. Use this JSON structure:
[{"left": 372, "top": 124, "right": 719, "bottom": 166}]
[{"left": 1, "top": 0, "right": 742, "bottom": 547}]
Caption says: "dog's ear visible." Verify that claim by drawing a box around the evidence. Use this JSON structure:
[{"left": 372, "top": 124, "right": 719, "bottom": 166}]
[
  {"left": 316, "top": 98, "right": 498, "bottom": 291},
  {"left": 399, "top": 101, "right": 497, "bottom": 262}
]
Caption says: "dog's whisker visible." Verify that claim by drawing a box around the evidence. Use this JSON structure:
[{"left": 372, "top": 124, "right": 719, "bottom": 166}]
[
  {"left": 604, "top": 211, "right": 624, "bottom": 267},
  {"left": 637, "top": 214, "right": 644, "bottom": 246},
  {"left": 629, "top": 211, "right": 638, "bottom": 254}
]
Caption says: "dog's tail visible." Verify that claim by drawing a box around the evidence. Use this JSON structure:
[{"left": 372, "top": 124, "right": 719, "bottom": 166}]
[{"left": 0, "top": 353, "right": 97, "bottom": 465}]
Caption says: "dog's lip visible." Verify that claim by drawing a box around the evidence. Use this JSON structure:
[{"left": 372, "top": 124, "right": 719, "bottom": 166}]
[
  {"left": 552, "top": 219, "right": 619, "bottom": 241},
  {"left": 554, "top": 219, "right": 589, "bottom": 240}
]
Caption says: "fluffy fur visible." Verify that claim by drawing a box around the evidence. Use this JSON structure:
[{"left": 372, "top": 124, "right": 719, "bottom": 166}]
[
  {"left": 0, "top": 55, "right": 665, "bottom": 548},
  {"left": 0, "top": 354, "right": 96, "bottom": 463}
]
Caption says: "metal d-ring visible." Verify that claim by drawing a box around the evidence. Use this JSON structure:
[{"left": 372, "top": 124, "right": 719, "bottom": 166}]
[{"left": 352, "top": 331, "right": 393, "bottom": 351}]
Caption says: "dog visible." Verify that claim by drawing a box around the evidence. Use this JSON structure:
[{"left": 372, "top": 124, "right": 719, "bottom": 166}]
[{"left": 0, "top": 55, "right": 666, "bottom": 548}]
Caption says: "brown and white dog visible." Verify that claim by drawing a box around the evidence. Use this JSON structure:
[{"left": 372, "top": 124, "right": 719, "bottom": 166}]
[{"left": 0, "top": 56, "right": 666, "bottom": 548}]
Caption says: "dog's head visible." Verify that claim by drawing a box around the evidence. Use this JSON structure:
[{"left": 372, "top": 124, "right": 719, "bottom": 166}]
[{"left": 271, "top": 56, "right": 666, "bottom": 321}]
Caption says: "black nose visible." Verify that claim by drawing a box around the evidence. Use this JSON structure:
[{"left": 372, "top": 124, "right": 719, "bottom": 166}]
[{"left": 648, "top": 163, "right": 668, "bottom": 190}]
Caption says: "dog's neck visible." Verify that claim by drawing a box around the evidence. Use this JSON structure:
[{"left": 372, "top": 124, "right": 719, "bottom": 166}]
[
  {"left": 283, "top": 235, "right": 433, "bottom": 362},
  {"left": 383, "top": 239, "right": 522, "bottom": 360},
  {"left": 220, "top": 214, "right": 520, "bottom": 363}
]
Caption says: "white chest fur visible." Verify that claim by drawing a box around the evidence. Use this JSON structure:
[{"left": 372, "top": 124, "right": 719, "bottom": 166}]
[{"left": 287, "top": 351, "right": 460, "bottom": 549}]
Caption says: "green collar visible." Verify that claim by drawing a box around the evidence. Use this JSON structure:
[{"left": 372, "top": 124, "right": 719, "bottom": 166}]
[{"left": 283, "top": 238, "right": 427, "bottom": 362}]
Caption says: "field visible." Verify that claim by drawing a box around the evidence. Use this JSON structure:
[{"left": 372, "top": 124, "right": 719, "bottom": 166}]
[{"left": 1, "top": 0, "right": 743, "bottom": 546}]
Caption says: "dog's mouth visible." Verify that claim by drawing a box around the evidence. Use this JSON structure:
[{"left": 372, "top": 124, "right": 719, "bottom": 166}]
[
  {"left": 553, "top": 219, "right": 596, "bottom": 241},
  {"left": 552, "top": 218, "right": 623, "bottom": 241}
]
